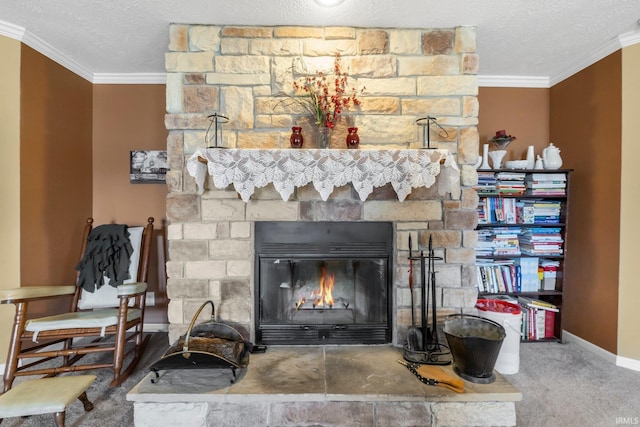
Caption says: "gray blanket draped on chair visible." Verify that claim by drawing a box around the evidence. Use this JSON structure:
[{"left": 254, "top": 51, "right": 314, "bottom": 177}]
[{"left": 76, "top": 224, "right": 133, "bottom": 292}]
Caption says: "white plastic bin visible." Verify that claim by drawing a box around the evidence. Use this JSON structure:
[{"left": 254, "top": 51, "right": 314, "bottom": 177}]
[{"left": 476, "top": 299, "right": 522, "bottom": 374}]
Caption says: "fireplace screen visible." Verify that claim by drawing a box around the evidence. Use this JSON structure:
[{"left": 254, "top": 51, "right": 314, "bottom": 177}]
[{"left": 255, "top": 222, "right": 392, "bottom": 345}]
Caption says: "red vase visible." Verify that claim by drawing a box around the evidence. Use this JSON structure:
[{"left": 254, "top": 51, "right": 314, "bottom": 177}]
[
  {"left": 290, "top": 126, "right": 303, "bottom": 148},
  {"left": 346, "top": 127, "right": 359, "bottom": 149}
]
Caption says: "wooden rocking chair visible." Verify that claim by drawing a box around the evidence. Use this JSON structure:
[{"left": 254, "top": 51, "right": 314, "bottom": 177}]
[{"left": 0, "top": 217, "right": 154, "bottom": 393}]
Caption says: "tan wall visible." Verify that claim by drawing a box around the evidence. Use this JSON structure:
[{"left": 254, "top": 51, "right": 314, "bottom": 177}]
[
  {"left": 0, "top": 36, "right": 22, "bottom": 366},
  {"left": 550, "top": 51, "right": 622, "bottom": 353},
  {"left": 618, "top": 43, "right": 640, "bottom": 360},
  {"left": 92, "top": 84, "right": 169, "bottom": 322}
]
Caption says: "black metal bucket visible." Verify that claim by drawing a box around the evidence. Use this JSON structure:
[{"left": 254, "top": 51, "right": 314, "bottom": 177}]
[{"left": 443, "top": 314, "right": 506, "bottom": 384}]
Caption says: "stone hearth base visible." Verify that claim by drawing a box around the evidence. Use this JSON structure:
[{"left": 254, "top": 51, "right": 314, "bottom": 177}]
[{"left": 127, "top": 346, "right": 521, "bottom": 427}]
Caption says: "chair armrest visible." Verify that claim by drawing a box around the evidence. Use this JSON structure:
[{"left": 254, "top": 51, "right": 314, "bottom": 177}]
[
  {"left": 0, "top": 285, "right": 77, "bottom": 304},
  {"left": 117, "top": 282, "right": 147, "bottom": 297}
]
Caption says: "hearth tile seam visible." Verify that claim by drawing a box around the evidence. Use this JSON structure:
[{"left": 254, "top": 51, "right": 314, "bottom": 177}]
[{"left": 323, "top": 346, "right": 328, "bottom": 395}]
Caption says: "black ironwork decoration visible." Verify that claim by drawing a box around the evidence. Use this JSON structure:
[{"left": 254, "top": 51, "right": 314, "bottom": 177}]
[
  {"left": 205, "top": 113, "right": 229, "bottom": 148},
  {"left": 416, "top": 116, "right": 449, "bottom": 149}
]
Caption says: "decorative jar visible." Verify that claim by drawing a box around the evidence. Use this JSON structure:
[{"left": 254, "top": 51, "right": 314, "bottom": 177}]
[
  {"left": 290, "top": 126, "right": 303, "bottom": 148},
  {"left": 346, "top": 127, "right": 360, "bottom": 149}
]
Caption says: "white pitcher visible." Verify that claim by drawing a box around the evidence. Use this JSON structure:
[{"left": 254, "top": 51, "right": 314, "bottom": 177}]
[{"left": 542, "top": 143, "right": 562, "bottom": 170}]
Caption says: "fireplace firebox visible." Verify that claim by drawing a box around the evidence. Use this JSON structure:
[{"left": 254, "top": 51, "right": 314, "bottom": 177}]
[{"left": 255, "top": 222, "right": 392, "bottom": 345}]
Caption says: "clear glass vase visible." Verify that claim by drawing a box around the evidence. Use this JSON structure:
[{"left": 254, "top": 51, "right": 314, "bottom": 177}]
[{"left": 315, "top": 126, "right": 331, "bottom": 149}]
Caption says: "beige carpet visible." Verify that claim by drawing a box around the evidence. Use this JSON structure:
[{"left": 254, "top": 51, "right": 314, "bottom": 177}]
[
  {"left": 1, "top": 333, "right": 170, "bottom": 427},
  {"left": 2, "top": 333, "right": 640, "bottom": 426},
  {"left": 506, "top": 341, "right": 640, "bottom": 427}
]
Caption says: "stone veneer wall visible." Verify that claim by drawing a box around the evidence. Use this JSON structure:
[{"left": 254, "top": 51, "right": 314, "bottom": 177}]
[{"left": 164, "top": 24, "right": 480, "bottom": 344}]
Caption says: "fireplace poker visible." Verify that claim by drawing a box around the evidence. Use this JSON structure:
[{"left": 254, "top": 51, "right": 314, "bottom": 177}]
[
  {"left": 420, "top": 250, "right": 428, "bottom": 352},
  {"left": 406, "top": 235, "right": 423, "bottom": 352},
  {"left": 427, "top": 235, "right": 438, "bottom": 349},
  {"left": 422, "top": 236, "right": 451, "bottom": 365}
]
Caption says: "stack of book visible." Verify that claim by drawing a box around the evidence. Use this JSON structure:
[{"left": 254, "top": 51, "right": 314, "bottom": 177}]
[
  {"left": 516, "top": 200, "right": 562, "bottom": 224},
  {"left": 525, "top": 173, "right": 567, "bottom": 196},
  {"left": 475, "top": 171, "right": 498, "bottom": 195},
  {"left": 532, "top": 200, "right": 562, "bottom": 223},
  {"left": 476, "top": 229, "right": 495, "bottom": 257},
  {"left": 493, "top": 228, "right": 522, "bottom": 256},
  {"left": 477, "top": 197, "right": 518, "bottom": 224},
  {"left": 476, "top": 260, "right": 518, "bottom": 293},
  {"left": 496, "top": 172, "right": 526, "bottom": 196},
  {"left": 475, "top": 227, "right": 522, "bottom": 257},
  {"left": 520, "top": 227, "right": 563, "bottom": 256},
  {"left": 518, "top": 296, "right": 559, "bottom": 340}
]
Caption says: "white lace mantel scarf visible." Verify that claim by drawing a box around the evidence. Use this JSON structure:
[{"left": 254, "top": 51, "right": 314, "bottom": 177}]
[{"left": 186, "top": 148, "right": 461, "bottom": 202}]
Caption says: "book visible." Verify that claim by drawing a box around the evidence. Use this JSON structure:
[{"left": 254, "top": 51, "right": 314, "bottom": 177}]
[
  {"left": 517, "top": 296, "right": 559, "bottom": 311},
  {"left": 535, "top": 308, "right": 546, "bottom": 339},
  {"left": 544, "top": 310, "right": 556, "bottom": 338}
]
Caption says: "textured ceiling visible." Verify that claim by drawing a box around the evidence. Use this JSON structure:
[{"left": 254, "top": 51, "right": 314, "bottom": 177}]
[{"left": 1, "top": 0, "right": 639, "bottom": 85}]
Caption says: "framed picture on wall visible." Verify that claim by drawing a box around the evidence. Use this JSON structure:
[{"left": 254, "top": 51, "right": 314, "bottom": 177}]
[{"left": 130, "top": 150, "right": 168, "bottom": 184}]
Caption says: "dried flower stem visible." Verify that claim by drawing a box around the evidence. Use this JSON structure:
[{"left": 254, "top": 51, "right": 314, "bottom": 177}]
[{"left": 292, "top": 53, "right": 363, "bottom": 129}]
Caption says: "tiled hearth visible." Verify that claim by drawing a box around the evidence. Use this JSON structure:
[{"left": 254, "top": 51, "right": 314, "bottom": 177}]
[{"left": 128, "top": 345, "right": 521, "bottom": 427}]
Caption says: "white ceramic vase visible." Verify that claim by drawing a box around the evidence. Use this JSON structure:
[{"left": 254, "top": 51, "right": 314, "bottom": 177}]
[
  {"left": 480, "top": 143, "right": 490, "bottom": 169},
  {"left": 488, "top": 150, "right": 507, "bottom": 169},
  {"left": 526, "top": 146, "right": 535, "bottom": 170}
]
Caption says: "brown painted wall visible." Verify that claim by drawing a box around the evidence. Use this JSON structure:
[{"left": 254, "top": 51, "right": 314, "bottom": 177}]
[
  {"left": 91, "top": 85, "right": 167, "bottom": 225},
  {"left": 20, "top": 45, "right": 93, "bottom": 316},
  {"left": 478, "top": 87, "right": 550, "bottom": 162},
  {"left": 550, "top": 52, "right": 622, "bottom": 353},
  {"left": 92, "top": 84, "right": 169, "bottom": 322}
]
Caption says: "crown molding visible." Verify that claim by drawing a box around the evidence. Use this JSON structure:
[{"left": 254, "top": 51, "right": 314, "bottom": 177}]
[
  {"left": 21, "top": 32, "right": 93, "bottom": 81},
  {"left": 92, "top": 73, "right": 167, "bottom": 84},
  {"left": 3, "top": 20, "right": 640, "bottom": 88},
  {"left": 550, "top": 28, "right": 640, "bottom": 87},
  {"left": 549, "top": 35, "right": 622, "bottom": 86},
  {"left": 0, "top": 19, "right": 25, "bottom": 40},
  {"left": 478, "top": 75, "right": 550, "bottom": 88},
  {"left": 0, "top": 19, "right": 93, "bottom": 82},
  {"left": 619, "top": 28, "right": 640, "bottom": 48}
]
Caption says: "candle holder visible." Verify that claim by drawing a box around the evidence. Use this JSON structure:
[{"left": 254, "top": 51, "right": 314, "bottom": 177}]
[
  {"left": 416, "top": 116, "right": 448, "bottom": 149},
  {"left": 205, "top": 113, "right": 229, "bottom": 148}
]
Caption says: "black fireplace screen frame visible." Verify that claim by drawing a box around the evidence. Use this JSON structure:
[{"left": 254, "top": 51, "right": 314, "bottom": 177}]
[{"left": 254, "top": 221, "right": 393, "bottom": 345}]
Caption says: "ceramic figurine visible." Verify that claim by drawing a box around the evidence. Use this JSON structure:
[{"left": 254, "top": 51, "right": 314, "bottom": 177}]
[{"left": 534, "top": 155, "right": 544, "bottom": 169}]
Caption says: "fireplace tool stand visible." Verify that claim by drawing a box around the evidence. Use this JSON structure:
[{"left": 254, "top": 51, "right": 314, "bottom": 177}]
[{"left": 404, "top": 235, "right": 451, "bottom": 365}]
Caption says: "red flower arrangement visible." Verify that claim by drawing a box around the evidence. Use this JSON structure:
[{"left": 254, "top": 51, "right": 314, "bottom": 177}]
[{"left": 292, "top": 53, "right": 364, "bottom": 129}]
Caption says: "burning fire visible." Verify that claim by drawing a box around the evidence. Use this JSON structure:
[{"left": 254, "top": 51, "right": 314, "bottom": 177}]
[{"left": 296, "top": 266, "right": 335, "bottom": 309}]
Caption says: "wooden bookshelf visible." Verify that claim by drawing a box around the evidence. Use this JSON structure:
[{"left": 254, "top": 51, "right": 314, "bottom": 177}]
[{"left": 474, "top": 169, "right": 572, "bottom": 342}]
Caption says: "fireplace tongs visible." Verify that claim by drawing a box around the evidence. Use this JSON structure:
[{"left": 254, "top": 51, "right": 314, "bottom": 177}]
[{"left": 149, "top": 300, "right": 266, "bottom": 384}]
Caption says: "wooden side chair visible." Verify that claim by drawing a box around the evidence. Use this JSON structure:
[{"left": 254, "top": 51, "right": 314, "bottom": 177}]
[{"left": 0, "top": 217, "right": 154, "bottom": 393}]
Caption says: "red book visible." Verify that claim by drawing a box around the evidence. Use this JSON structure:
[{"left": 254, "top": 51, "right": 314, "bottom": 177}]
[{"left": 544, "top": 310, "right": 556, "bottom": 339}]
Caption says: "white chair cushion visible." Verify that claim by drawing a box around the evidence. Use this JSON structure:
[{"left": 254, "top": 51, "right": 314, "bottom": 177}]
[
  {"left": 0, "top": 375, "right": 96, "bottom": 417},
  {"left": 25, "top": 308, "right": 142, "bottom": 340},
  {"left": 78, "top": 226, "right": 144, "bottom": 310}
]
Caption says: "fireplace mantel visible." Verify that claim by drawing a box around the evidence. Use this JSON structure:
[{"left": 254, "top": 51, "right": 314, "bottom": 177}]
[{"left": 187, "top": 148, "right": 460, "bottom": 202}]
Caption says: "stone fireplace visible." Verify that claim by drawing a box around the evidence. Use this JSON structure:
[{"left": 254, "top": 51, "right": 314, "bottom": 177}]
[
  {"left": 163, "top": 24, "right": 480, "bottom": 346},
  {"left": 129, "top": 24, "right": 522, "bottom": 427}
]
